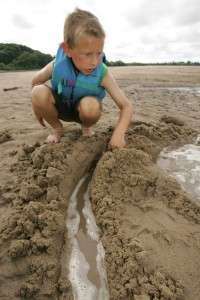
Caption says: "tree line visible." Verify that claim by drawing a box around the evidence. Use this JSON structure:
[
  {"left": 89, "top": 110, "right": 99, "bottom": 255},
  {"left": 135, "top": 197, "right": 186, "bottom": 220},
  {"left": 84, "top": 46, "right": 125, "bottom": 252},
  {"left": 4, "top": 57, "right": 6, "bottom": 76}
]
[
  {"left": 107, "top": 60, "right": 200, "bottom": 66},
  {"left": 0, "top": 43, "right": 199, "bottom": 71},
  {"left": 0, "top": 43, "right": 53, "bottom": 70}
]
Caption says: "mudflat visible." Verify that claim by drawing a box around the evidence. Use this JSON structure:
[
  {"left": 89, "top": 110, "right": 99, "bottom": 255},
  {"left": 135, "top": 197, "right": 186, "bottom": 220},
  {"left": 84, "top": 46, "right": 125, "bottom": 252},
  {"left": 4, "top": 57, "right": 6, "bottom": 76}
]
[{"left": 0, "top": 66, "right": 200, "bottom": 299}]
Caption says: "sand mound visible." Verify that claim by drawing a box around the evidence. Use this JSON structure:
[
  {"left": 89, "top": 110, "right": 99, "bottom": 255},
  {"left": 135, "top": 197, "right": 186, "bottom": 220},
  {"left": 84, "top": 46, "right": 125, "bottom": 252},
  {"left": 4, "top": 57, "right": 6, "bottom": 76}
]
[{"left": 91, "top": 120, "right": 200, "bottom": 300}]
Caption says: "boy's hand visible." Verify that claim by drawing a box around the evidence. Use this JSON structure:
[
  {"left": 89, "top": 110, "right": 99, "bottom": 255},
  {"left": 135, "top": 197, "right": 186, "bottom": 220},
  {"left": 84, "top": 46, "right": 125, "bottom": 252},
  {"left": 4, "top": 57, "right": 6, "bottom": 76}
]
[
  {"left": 108, "top": 132, "right": 126, "bottom": 149},
  {"left": 31, "top": 78, "right": 42, "bottom": 88},
  {"left": 101, "top": 71, "right": 133, "bottom": 150}
]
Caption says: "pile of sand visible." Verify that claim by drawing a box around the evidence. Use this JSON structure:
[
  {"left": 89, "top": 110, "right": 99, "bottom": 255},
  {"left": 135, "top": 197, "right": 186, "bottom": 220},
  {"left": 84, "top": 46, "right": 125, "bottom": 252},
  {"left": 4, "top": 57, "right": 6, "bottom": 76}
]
[{"left": 91, "top": 119, "right": 200, "bottom": 300}]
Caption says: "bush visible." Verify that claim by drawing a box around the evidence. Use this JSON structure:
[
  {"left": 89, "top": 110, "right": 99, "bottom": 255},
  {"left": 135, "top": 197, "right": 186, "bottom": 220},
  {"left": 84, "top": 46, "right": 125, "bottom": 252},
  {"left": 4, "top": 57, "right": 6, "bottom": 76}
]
[{"left": 0, "top": 43, "right": 53, "bottom": 70}]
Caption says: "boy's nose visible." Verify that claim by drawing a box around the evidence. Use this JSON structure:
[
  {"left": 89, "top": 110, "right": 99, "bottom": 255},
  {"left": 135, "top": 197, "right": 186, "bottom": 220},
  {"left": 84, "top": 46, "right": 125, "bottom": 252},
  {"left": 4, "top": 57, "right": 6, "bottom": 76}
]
[{"left": 90, "top": 54, "right": 99, "bottom": 66}]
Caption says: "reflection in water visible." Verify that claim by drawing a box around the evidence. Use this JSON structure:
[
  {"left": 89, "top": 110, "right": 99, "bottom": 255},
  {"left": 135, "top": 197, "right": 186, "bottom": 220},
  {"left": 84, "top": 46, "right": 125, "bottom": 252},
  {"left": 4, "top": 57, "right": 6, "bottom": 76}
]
[
  {"left": 140, "top": 86, "right": 200, "bottom": 96},
  {"left": 158, "top": 138, "right": 200, "bottom": 204},
  {"left": 165, "top": 87, "right": 200, "bottom": 95},
  {"left": 67, "top": 176, "right": 109, "bottom": 300}
]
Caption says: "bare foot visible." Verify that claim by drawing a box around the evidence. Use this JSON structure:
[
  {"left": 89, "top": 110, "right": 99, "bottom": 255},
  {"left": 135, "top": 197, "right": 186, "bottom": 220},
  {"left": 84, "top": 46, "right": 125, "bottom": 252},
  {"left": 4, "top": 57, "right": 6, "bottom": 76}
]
[
  {"left": 46, "top": 127, "right": 64, "bottom": 143},
  {"left": 82, "top": 126, "right": 94, "bottom": 137}
]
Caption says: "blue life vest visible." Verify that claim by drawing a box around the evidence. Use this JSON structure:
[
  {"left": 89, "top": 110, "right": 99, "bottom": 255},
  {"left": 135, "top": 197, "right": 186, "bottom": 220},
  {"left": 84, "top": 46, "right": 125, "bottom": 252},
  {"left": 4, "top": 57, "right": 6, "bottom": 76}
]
[{"left": 51, "top": 45, "right": 108, "bottom": 103}]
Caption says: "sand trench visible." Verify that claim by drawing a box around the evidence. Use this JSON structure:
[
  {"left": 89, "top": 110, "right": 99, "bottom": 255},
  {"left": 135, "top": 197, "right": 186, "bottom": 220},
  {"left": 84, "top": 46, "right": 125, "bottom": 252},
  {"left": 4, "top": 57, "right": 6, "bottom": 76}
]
[
  {"left": 0, "top": 130, "right": 108, "bottom": 299},
  {"left": 66, "top": 174, "right": 109, "bottom": 299}
]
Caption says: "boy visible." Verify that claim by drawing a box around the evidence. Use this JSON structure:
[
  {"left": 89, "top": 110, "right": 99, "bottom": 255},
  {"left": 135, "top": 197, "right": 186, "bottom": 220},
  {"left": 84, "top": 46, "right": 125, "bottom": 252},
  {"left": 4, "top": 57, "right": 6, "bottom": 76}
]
[{"left": 31, "top": 8, "right": 133, "bottom": 148}]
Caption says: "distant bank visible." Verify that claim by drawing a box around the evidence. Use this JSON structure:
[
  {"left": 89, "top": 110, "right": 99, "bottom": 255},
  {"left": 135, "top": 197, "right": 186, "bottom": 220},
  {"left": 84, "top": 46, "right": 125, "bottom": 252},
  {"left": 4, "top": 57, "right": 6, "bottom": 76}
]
[
  {"left": 0, "top": 43, "right": 53, "bottom": 71},
  {"left": 0, "top": 43, "right": 199, "bottom": 71}
]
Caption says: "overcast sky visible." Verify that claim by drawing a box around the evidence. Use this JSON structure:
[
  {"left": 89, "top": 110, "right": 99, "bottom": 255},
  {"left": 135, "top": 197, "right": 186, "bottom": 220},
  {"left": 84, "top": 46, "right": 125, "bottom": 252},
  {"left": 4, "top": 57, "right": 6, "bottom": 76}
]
[{"left": 0, "top": 0, "right": 199, "bottom": 63}]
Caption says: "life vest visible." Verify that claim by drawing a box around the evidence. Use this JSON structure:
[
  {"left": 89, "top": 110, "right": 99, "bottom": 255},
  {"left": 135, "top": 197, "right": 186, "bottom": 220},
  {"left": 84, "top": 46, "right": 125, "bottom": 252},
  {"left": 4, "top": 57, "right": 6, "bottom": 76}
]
[{"left": 51, "top": 45, "right": 108, "bottom": 103}]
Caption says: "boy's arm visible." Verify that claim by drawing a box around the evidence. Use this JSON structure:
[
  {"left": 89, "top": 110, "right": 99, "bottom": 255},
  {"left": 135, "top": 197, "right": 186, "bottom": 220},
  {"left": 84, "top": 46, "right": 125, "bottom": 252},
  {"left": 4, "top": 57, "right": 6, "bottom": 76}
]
[
  {"left": 31, "top": 60, "right": 54, "bottom": 87},
  {"left": 101, "top": 70, "right": 133, "bottom": 149}
]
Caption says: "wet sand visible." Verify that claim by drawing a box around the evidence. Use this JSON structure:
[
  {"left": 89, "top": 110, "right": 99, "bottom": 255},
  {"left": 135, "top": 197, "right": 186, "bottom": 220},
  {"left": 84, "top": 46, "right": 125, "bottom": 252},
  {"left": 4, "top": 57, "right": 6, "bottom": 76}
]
[{"left": 0, "top": 66, "right": 200, "bottom": 299}]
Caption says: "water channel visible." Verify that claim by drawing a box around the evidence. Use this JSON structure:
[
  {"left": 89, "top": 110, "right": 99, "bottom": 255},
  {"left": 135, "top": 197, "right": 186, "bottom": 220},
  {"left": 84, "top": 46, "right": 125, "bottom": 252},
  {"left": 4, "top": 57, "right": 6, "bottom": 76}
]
[{"left": 66, "top": 175, "right": 109, "bottom": 300}]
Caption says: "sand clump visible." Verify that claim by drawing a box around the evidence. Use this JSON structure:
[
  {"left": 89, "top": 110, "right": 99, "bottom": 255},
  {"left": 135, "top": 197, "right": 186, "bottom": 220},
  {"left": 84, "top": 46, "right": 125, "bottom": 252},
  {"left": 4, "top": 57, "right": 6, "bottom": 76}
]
[{"left": 0, "top": 129, "right": 12, "bottom": 144}]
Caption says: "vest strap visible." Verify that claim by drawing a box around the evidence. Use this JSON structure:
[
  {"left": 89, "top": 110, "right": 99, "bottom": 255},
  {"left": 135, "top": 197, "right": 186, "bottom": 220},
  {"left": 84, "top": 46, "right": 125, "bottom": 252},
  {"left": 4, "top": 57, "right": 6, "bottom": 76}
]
[{"left": 58, "top": 81, "right": 63, "bottom": 94}]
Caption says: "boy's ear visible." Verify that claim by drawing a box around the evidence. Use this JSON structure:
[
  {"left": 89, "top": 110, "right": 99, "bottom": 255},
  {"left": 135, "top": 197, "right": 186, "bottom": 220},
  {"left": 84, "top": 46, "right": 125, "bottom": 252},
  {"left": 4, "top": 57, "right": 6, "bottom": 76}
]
[{"left": 62, "top": 42, "right": 71, "bottom": 57}]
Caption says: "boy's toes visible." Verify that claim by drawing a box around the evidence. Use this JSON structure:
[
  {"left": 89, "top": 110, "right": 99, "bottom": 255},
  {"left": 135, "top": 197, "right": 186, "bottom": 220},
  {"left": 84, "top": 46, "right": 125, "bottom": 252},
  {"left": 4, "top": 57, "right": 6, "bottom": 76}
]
[
  {"left": 46, "top": 134, "right": 60, "bottom": 143},
  {"left": 82, "top": 126, "right": 95, "bottom": 137}
]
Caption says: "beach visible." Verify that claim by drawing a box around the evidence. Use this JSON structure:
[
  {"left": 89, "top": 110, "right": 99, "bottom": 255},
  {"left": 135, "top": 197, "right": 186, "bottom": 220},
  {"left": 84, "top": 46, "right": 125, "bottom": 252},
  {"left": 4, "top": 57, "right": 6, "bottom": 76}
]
[{"left": 0, "top": 66, "right": 200, "bottom": 299}]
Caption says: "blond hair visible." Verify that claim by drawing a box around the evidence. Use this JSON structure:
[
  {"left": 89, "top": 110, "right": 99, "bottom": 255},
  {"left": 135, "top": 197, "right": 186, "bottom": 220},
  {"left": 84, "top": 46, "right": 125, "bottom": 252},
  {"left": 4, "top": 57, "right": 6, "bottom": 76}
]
[{"left": 64, "top": 8, "right": 105, "bottom": 48}]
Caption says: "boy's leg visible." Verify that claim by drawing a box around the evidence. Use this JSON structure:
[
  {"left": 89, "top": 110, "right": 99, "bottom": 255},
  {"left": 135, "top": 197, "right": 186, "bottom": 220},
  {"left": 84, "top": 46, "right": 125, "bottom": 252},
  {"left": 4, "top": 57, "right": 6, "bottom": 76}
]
[
  {"left": 77, "top": 96, "right": 101, "bottom": 136},
  {"left": 31, "top": 84, "right": 63, "bottom": 143}
]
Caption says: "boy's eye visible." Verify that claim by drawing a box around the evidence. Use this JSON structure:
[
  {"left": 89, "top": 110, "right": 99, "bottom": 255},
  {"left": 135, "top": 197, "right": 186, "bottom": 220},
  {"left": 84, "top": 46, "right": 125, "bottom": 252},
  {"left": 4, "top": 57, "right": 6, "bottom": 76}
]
[{"left": 84, "top": 52, "right": 103, "bottom": 57}]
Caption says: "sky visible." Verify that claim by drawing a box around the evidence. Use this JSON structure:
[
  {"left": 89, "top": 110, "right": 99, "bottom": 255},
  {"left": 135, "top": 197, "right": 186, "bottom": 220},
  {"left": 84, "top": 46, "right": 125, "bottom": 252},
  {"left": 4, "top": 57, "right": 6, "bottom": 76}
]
[{"left": 0, "top": 0, "right": 200, "bottom": 63}]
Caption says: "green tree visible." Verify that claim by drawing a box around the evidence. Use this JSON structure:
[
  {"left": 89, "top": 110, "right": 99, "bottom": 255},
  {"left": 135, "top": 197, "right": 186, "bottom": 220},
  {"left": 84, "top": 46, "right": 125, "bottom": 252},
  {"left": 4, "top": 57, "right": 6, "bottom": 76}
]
[{"left": 0, "top": 43, "right": 53, "bottom": 70}]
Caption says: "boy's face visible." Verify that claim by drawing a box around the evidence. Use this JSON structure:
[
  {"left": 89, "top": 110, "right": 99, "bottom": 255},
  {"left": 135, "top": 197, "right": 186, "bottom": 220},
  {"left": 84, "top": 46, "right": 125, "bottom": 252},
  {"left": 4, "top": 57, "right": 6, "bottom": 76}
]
[{"left": 66, "top": 35, "right": 104, "bottom": 75}]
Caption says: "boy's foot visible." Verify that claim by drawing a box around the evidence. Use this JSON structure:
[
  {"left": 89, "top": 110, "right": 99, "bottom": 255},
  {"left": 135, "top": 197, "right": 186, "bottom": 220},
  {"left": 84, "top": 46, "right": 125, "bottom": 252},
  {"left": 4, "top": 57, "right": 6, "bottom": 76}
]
[
  {"left": 46, "top": 127, "right": 64, "bottom": 143},
  {"left": 82, "top": 126, "right": 94, "bottom": 137}
]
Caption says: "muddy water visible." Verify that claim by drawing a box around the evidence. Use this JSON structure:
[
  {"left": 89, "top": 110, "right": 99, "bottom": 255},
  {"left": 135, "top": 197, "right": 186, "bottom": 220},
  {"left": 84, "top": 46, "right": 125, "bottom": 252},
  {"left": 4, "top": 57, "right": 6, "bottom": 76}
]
[
  {"left": 66, "top": 175, "right": 109, "bottom": 300},
  {"left": 162, "top": 87, "right": 200, "bottom": 95},
  {"left": 157, "top": 137, "right": 200, "bottom": 205},
  {"left": 140, "top": 86, "right": 200, "bottom": 95}
]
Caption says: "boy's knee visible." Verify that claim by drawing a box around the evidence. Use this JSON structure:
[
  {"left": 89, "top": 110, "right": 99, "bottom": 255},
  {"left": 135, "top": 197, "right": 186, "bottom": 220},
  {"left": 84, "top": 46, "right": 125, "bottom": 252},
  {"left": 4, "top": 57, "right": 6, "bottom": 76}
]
[
  {"left": 32, "top": 85, "right": 44, "bottom": 99},
  {"left": 78, "top": 96, "right": 101, "bottom": 121},
  {"left": 31, "top": 85, "right": 53, "bottom": 108}
]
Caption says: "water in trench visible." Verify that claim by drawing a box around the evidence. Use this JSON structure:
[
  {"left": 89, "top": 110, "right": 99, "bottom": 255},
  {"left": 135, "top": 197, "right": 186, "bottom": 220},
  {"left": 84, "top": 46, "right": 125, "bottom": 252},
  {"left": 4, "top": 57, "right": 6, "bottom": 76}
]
[
  {"left": 162, "top": 87, "right": 200, "bottom": 95},
  {"left": 157, "top": 136, "right": 200, "bottom": 205},
  {"left": 66, "top": 175, "right": 109, "bottom": 300},
  {"left": 140, "top": 86, "right": 200, "bottom": 96}
]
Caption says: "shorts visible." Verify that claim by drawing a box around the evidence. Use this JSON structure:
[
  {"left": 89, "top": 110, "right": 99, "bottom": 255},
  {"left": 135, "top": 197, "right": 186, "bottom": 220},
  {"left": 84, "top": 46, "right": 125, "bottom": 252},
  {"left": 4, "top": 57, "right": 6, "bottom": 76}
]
[
  {"left": 52, "top": 90, "right": 82, "bottom": 123},
  {"left": 45, "top": 84, "right": 81, "bottom": 123}
]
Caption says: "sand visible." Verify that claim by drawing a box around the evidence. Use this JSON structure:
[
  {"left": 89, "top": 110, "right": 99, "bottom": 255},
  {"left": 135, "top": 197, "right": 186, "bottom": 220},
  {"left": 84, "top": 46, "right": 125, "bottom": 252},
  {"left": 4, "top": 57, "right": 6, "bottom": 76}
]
[{"left": 0, "top": 66, "right": 200, "bottom": 299}]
